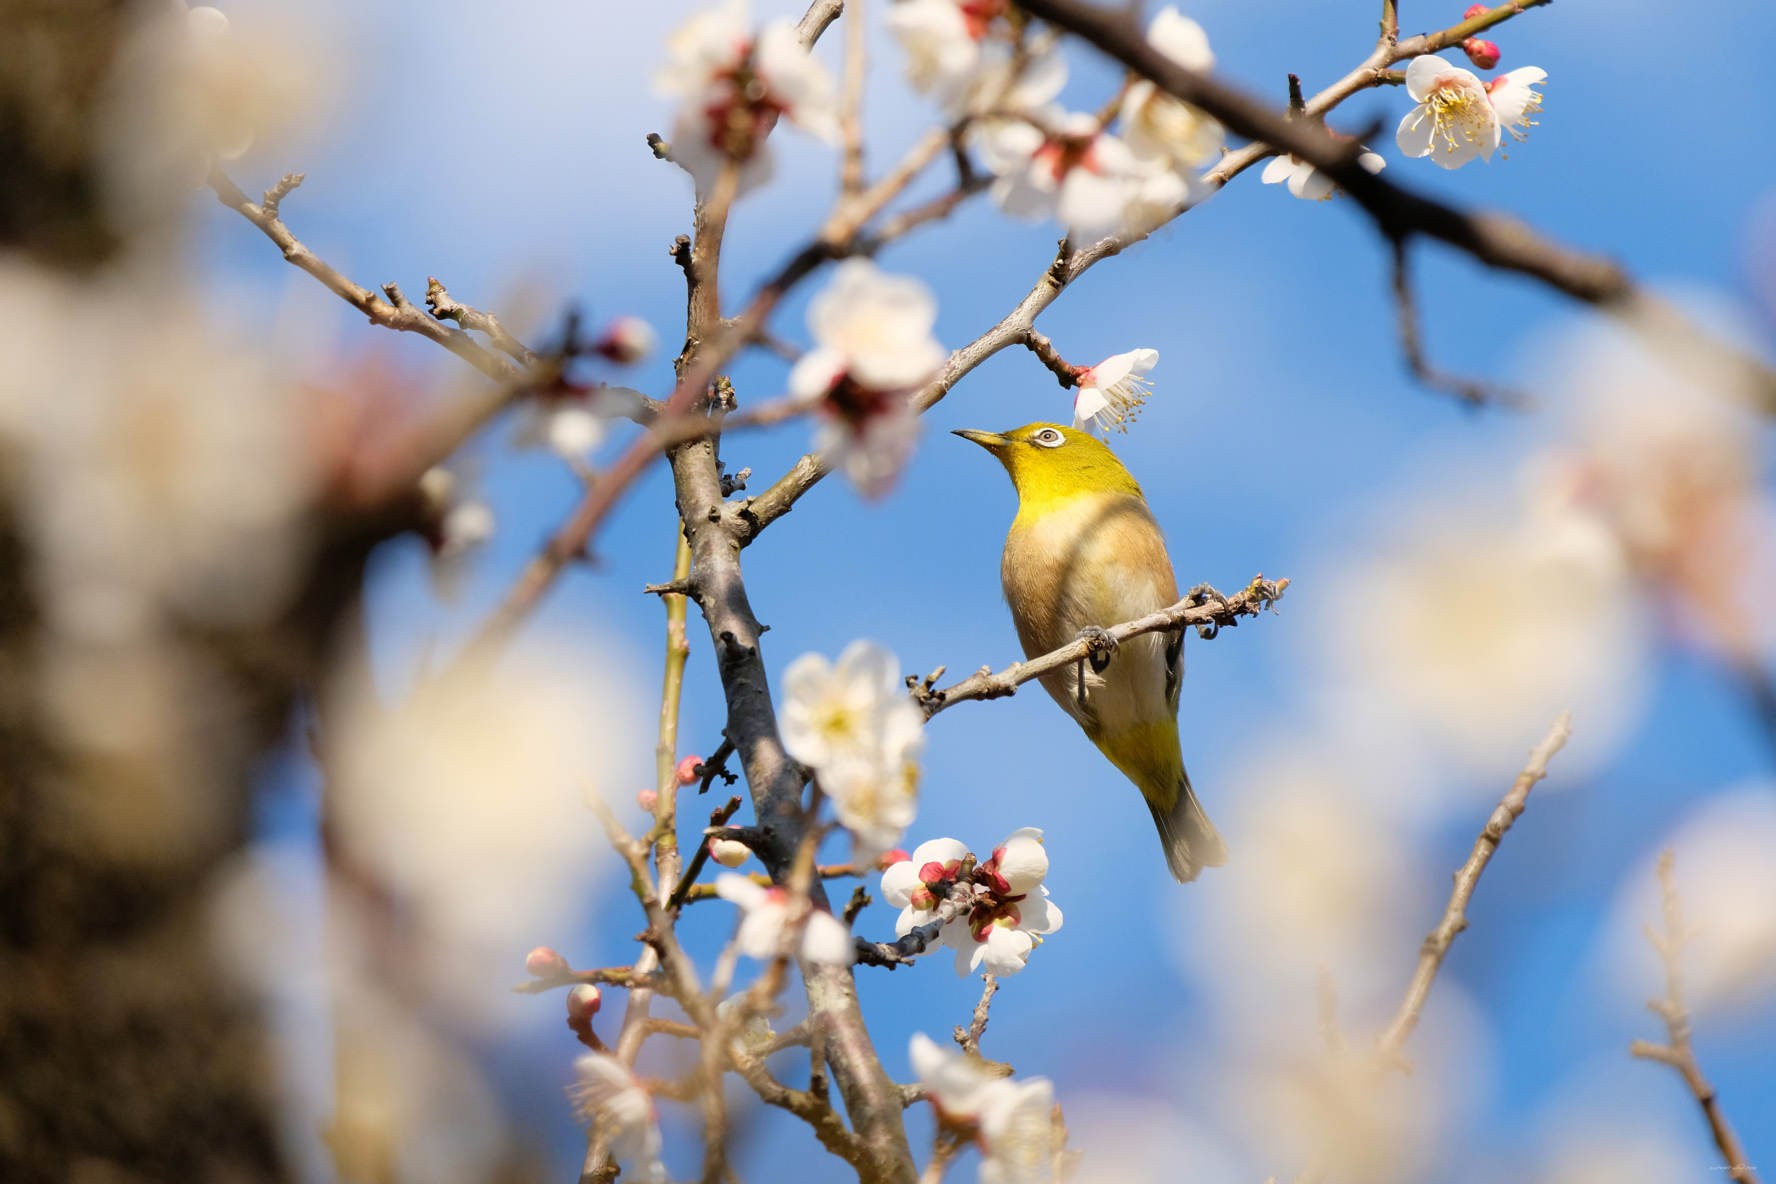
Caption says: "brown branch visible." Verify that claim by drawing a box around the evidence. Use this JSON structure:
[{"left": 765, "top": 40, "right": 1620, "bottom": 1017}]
[
  {"left": 424, "top": 276, "right": 538, "bottom": 366},
  {"left": 1020, "top": 327, "right": 1080, "bottom": 389},
  {"left": 511, "top": 966, "right": 656, "bottom": 995},
  {"left": 919, "top": 576, "right": 1288, "bottom": 719},
  {"left": 1389, "top": 240, "right": 1528, "bottom": 408},
  {"left": 1629, "top": 852, "right": 1764, "bottom": 1184},
  {"left": 676, "top": 864, "right": 863, "bottom": 906},
  {"left": 1376, "top": 711, "right": 1573, "bottom": 1062}
]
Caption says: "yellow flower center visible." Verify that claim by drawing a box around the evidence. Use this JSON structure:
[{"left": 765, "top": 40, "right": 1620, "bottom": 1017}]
[{"left": 1426, "top": 80, "right": 1491, "bottom": 154}]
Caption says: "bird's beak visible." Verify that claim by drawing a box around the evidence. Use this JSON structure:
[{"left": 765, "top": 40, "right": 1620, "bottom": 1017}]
[{"left": 952, "top": 428, "right": 1010, "bottom": 451}]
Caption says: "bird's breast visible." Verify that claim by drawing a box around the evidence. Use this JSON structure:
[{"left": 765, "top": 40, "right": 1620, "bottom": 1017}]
[{"left": 1001, "top": 491, "right": 1179, "bottom": 654}]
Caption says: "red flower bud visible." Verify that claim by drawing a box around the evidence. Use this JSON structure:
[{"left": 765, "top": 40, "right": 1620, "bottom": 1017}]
[
  {"left": 675, "top": 755, "right": 704, "bottom": 786},
  {"left": 636, "top": 788, "right": 659, "bottom": 812},
  {"left": 1462, "top": 37, "right": 1500, "bottom": 69},
  {"left": 1462, "top": 3, "right": 1489, "bottom": 18},
  {"left": 877, "top": 848, "right": 910, "bottom": 870},
  {"left": 526, "top": 946, "right": 569, "bottom": 978},
  {"left": 566, "top": 983, "right": 602, "bottom": 1020}
]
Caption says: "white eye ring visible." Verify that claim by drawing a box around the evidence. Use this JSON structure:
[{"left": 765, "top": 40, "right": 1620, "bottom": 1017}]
[{"left": 1033, "top": 428, "right": 1064, "bottom": 448}]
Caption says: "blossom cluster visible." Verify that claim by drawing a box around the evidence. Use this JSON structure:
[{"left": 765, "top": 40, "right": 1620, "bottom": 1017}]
[
  {"left": 881, "top": 830, "right": 1064, "bottom": 976},
  {"left": 780, "top": 640, "right": 928, "bottom": 856}
]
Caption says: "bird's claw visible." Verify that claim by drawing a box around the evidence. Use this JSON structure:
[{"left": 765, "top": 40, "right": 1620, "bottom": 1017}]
[
  {"left": 1076, "top": 625, "right": 1117, "bottom": 674},
  {"left": 1185, "top": 584, "right": 1232, "bottom": 639}
]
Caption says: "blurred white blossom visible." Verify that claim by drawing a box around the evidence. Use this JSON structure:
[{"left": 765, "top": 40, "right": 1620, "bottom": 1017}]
[
  {"left": 979, "top": 1076, "right": 1064, "bottom": 1184},
  {"left": 1602, "top": 788, "right": 1776, "bottom": 1015},
  {"left": 328, "top": 644, "right": 631, "bottom": 1024},
  {"left": 977, "top": 113, "right": 1182, "bottom": 242},
  {"left": 1260, "top": 143, "right": 1385, "bottom": 201},
  {"left": 1315, "top": 484, "right": 1647, "bottom": 778},
  {"left": 909, "top": 1032, "right": 998, "bottom": 1120},
  {"left": 780, "top": 639, "right": 926, "bottom": 854},
  {"left": 715, "top": 874, "right": 854, "bottom": 964},
  {"left": 654, "top": 0, "right": 837, "bottom": 192},
  {"left": 1118, "top": 8, "right": 1223, "bottom": 192},
  {"left": 1072, "top": 348, "right": 1158, "bottom": 434},
  {"left": 571, "top": 1054, "right": 665, "bottom": 1184},
  {"left": 788, "top": 260, "right": 944, "bottom": 497}
]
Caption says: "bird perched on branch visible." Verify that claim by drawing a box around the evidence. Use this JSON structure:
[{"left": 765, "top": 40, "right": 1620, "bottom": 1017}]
[{"left": 954, "top": 423, "right": 1227, "bottom": 882}]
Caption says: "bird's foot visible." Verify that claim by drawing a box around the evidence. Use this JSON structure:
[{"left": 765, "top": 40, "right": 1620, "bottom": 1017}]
[
  {"left": 1076, "top": 625, "right": 1118, "bottom": 674},
  {"left": 1185, "top": 583, "right": 1233, "bottom": 639}
]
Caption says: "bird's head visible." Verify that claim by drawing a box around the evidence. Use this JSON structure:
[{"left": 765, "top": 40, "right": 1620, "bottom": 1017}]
[{"left": 952, "top": 423, "right": 1144, "bottom": 512}]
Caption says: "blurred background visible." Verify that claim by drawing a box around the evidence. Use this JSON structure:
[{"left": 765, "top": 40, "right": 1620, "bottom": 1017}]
[{"left": 3, "top": 0, "right": 1773, "bottom": 1181}]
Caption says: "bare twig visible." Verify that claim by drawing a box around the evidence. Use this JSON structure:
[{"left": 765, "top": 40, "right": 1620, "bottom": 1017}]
[
  {"left": 205, "top": 169, "right": 518, "bottom": 381},
  {"left": 1376, "top": 712, "right": 1573, "bottom": 1062},
  {"left": 954, "top": 976, "right": 999, "bottom": 1056},
  {"left": 1389, "top": 240, "right": 1528, "bottom": 408},
  {"left": 919, "top": 576, "right": 1288, "bottom": 718},
  {"left": 668, "top": 796, "right": 747, "bottom": 913},
  {"left": 1020, "top": 328, "right": 1080, "bottom": 389},
  {"left": 1629, "top": 853, "right": 1764, "bottom": 1184},
  {"left": 424, "top": 276, "right": 538, "bottom": 366}
]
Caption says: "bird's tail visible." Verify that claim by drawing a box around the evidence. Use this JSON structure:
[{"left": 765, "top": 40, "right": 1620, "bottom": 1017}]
[{"left": 1147, "top": 768, "right": 1228, "bottom": 883}]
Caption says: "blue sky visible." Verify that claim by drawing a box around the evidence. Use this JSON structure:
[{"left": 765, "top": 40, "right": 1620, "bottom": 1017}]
[{"left": 214, "top": 0, "right": 1776, "bottom": 1180}]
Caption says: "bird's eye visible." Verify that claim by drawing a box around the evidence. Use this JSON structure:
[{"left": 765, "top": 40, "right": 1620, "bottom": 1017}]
[{"left": 1033, "top": 429, "right": 1064, "bottom": 448}]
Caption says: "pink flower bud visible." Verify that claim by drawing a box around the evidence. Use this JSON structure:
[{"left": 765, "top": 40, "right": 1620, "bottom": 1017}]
[
  {"left": 594, "top": 316, "right": 656, "bottom": 366},
  {"left": 566, "top": 983, "right": 602, "bottom": 1020},
  {"left": 636, "top": 788, "right": 659, "bottom": 812},
  {"left": 877, "top": 848, "right": 910, "bottom": 870},
  {"left": 526, "top": 946, "right": 569, "bottom": 977},
  {"left": 1462, "top": 3, "right": 1489, "bottom": 18},
  {"left": 1462, "top": 37, "right": 1500, "bottom": 69},
  {"left": 676, "top": 755, "right": 704, "bottom": 786},
  {"left": 709, "top": 837, "right": 751, "bottom": 868}
]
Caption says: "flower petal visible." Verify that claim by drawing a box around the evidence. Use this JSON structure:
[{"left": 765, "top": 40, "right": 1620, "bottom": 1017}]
[
  {"left": 800, "top": 910, "right": 854, "bottom": 964},
  {"left": 1395, "top": 106, "right": 1435, "bottom": 158}
]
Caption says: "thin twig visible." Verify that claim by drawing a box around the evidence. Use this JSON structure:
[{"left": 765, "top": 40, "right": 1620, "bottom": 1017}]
[
  {"left": 838, "top": 0, "right": 866, "bottom": 196},
  {"left": 953, "top": 976, "right": 999, "bottom": 1056},
  {"left": 667, "top": 796, "right": 746, "bottom": 913},
  {"left": 1629, "top": 852, "right": 1764, "bottom": 1184},
  {"left": 1389, "top": 240, "right": 1528, "bottom": 408},
  {"left": 1376, "top": 712, "right": 1573, "bottom": 1062}
]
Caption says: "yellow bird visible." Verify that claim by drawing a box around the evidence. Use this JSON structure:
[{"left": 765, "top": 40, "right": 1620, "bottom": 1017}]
[{"left": 954, "top": 422, "right": 1227, "bottom": 882}]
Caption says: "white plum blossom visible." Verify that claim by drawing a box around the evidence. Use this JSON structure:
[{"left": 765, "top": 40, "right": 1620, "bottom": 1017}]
[
  {"left": 570, "top": 1054, "right": 666, "bottom": 1184},
  {"left": 788, "top": 260, "right": 945, "bottom": 497},
  {"left": 878, "top": 829, "right": 1063, "bottom": 976},
  {"left": 881, "top": 837, "right": 971, "bottom": 936},
  {"left": 1260, "top": 143, "right": 1386, "bottom": 201},
  {"left": 1487, "top": 66, "right": 1548, "bottom": 143},
  {"left": 715, "top": 874, "right": 854, "bottom": 963},
  {"left": 980, "top": 1076, "right": 1064, "bottom": 1184},
  {"left": 1118, "top": 7, "right": 1224, "bottom": 194},
  {"left": 1072, "top": 348, "right": 1158, "bottom": 434},
  {"left": 909, "top": 1032, "right": 999, "bottom": 1121},
  {"left": 1395, "top": 55, "right": 1498, "bottom": 168},
  {"left": 1395, "top": 55, "right": 1546, "bottom": 169},
  {"left": 653, "top": 0, "right": 839, "bottom": 192},
  {"left": 977, "top": 112, "right": 1180, "bottom": 243},
  {"left": 779, "top": 640, "right": 927, "bottom": 854}
]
